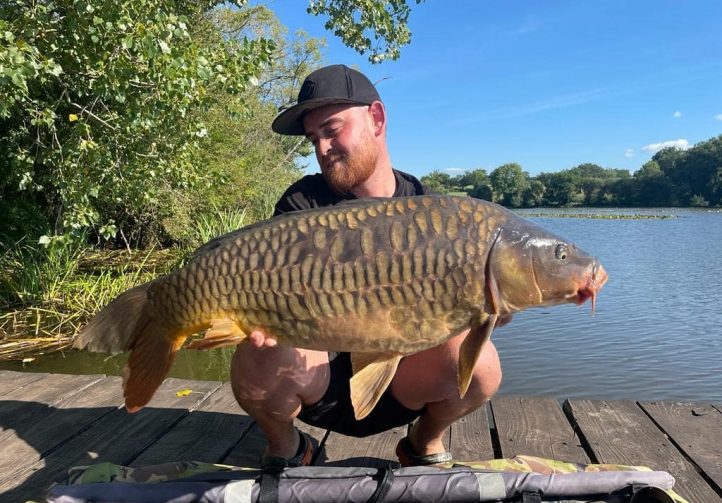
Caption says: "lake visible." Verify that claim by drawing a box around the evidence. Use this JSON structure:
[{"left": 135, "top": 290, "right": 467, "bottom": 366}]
[{"left": 3, "top": 207, "right": 721, "bottom": 401}]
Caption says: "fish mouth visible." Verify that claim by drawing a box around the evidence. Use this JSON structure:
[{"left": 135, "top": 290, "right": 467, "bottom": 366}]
[{"left": 575, "top": 261, "right": 608, "bottom": 311}]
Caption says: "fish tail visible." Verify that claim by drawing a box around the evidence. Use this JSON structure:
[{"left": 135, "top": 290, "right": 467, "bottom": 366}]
[
  {"left": 122, "top": 316, "right": 189, "bottom": 412},
  {"left": 74, "top": 282, "right": 190, "bottom": 412}
]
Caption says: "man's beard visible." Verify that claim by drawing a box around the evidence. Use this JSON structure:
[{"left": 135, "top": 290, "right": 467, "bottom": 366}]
[{"left": 321, "top": 142, "right": 378, "bottom": 195}]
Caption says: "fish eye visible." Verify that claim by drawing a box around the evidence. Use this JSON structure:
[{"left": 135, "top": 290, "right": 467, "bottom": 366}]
[{"left": 555, "top": 244, "right": 568, "bottom": 261}]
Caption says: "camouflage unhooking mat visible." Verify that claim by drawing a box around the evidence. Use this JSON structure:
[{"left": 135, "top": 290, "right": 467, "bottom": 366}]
[{"left": 45, "top": 455, "right": 687, "bottom": 503}]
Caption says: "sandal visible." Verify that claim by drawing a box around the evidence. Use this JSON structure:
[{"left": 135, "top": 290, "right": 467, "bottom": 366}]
[
  {"left": 261, "top": 429, "right": 315, "bottom": 470},
  {"left": 395, "top": 436, "right": 453, "bottom": 467}
]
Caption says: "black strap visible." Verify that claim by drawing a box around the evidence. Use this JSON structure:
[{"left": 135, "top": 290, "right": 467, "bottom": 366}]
[
  {"left": 520, "top": 491, "right": 542, "bottom": 503},
  {"left": 258, "top": 469, "right": 281, "bottom": 503},
  {"left": 366, "top": 466, "right": 395, "bottom": 503}
]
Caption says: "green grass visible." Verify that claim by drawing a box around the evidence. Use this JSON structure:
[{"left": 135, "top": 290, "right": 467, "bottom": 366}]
[
  {"left": 0, "top": 240, "right": 180, "bottom": 360},
  {"left": 0, "top": 205, "right": 258, "bottom": 361}
]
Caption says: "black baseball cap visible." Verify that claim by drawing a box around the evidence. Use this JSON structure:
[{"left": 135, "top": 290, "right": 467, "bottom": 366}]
[{"left": 272, "top": 64, "right": 381, "bottom": 136}]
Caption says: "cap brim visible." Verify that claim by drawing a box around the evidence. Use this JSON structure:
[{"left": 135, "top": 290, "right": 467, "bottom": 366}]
[{"left": 271, "top": 98, "right": 366, "bottom": 135}]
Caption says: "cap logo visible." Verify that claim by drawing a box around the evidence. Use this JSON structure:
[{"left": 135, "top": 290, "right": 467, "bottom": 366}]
[{"left": 298, "top": 80, "right": 316, "bottom": 102}]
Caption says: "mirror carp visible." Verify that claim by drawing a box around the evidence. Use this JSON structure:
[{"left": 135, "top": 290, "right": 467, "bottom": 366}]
[{"left": 74, "top": 195, "right": 607, "bottom": 419}]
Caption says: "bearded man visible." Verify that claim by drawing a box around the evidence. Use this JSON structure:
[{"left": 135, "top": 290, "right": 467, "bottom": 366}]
[{"left": 230, "top": 64, "right": 502, "bottom": 469}]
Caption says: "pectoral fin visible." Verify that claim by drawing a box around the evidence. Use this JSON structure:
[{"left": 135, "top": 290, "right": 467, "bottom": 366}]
[
  {"left": 457, "top": 232, "right": 504, "bottom": 398},
  {"left": 349, "top": 352, "right": 403, "bottom": 420},
  {"left": 457, "top": 314, "right": 497, "bottom": 398},
  {"left": 187, "top": 318, "right": 248, "bottom": 350}
]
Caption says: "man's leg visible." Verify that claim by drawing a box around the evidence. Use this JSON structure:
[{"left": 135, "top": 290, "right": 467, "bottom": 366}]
[
  {"left": 230, "top": 343, "right": 330, "bottom": 459},
  {"left": 390, "top": 331, "right": 502, "bottom": 457}
]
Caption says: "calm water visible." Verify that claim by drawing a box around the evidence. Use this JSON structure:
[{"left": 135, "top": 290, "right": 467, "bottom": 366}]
[{"left": 3, "top": 207, "right": 722, "bottom": 400}]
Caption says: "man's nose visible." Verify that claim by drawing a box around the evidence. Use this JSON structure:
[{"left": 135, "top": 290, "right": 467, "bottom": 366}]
[{"left": 317, "top": 137, "right": 332, "bottom": 156}]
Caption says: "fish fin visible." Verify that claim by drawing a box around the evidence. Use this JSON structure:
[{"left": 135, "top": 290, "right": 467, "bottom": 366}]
[
  {"left": 186, "top": 318, "right": 248, "bottom": 350},
  {"left": 349, "top": 353, "right": 403, "bottom": 420},
  {"left": 458, "top": 314, "right": 497, "bottom": 399},
  {"left": 485, "top": 231, "right": 502, "bottom": 315},
  {"left": 74, "top": 284, "right": 149, "bottom": 354},
  {"left": 457, "top": 227, "right": 504, "bottom": 398},
  {"left": 74, "top": 281, "right": 190, "bottom": 413},
  {"left": 123, "top": 323, "right": 190, "bottom": 412}
]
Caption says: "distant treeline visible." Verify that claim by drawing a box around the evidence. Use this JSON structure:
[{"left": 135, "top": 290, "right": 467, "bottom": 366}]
[{"left": 421, "top": 134, "right": 722, "bottom": 208}]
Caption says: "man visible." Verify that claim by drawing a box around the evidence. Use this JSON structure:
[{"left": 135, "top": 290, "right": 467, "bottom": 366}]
[{"left": 230, "top": 64, "right": 502, "bottom": 469}]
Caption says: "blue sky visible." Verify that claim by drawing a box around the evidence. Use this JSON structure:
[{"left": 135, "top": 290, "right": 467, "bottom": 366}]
[{"left": 268, "top": 1, "right": 722, "bottom": 179}]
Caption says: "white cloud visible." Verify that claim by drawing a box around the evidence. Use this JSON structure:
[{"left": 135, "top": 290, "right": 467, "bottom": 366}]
[
  {"left": 641, "top": 139, "right": 690, "bottom": 154},
  {"left": 624, "top": 148, "right": 635, "bottom": 158},
  {"left": 673, "top": 111, "right": 682, "bottom": 118},
  {"left": 715, "top": 114, "right": 722, "bottom": 121}
]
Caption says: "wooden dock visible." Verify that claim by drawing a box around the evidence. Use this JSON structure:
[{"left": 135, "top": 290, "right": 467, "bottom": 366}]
[{"left": 1, "top": 370, "right": 720, "bottom": 502}]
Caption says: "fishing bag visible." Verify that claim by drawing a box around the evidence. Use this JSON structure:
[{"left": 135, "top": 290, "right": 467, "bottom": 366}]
[{"left": 46, "top": 456, "right": 686, "bottom": 503}]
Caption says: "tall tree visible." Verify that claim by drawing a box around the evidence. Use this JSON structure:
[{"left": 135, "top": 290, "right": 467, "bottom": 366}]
[
  {"left": 308, "top": 0, "right": 425, "bottom": 63},
  {"left": 490, "top": 163, "right": 528, "bottom": 207},
  {"left": 421, "top": 171, "right": 454, "bottom": 194},
  {"left": 538, "top": 172, "right": 575, "bottom": 207},
  {"left": 0, "top": 0, "right": 426, "bottom": 245}
]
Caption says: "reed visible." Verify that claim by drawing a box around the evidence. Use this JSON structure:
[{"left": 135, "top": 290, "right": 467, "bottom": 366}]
[
  {"left": 0, "top": 242, "right": 179, "bottom": 361},
  {"left": 0, "top": 205, "right": 256, "bottom": 361}
]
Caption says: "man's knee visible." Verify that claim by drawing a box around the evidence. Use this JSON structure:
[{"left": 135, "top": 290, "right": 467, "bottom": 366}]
[
  {"left": 468, "top": 341, "right": 502, "bottom": 402},
  {"left": 230, "top": 343, "right": 330, "bottom": 411}
]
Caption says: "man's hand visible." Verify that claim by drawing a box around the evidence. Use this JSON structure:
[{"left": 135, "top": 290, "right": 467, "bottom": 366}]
[{"left": 248, "top": 330, "right": 279, "bottom": 349}]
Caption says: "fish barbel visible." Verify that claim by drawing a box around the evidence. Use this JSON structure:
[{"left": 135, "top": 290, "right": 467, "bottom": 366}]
[{"left": 74, "top": 195, "right": 607, "bottom": 419}]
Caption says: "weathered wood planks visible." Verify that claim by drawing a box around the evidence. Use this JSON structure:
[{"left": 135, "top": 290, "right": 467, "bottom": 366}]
[
  {"left": 449, "top": 403, "right": 494, "bottom": 461},
  {"left": 492, "top": 395, "right": 589, "bottom": 463},
  {"left": 1, "top": 370, "right": 720, "bottom": 503},
  {"left": 564, "top": 399, "right": 722, "bottom": 503},
  {"left": 639, "top": 401, "right": 722, "bottom": 495},
  {"left": 0, "top": 376, "right": 221, "bottom": 502},
  {"left": 0, "top": 374, "right": 122, "bottom": 476},
  {"left": 130, "top": 382, "right": 254, "bottom": 466}
]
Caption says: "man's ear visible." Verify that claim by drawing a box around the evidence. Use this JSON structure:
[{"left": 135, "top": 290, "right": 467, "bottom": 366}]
[{"left": 368, "top": 101, "right": 386, "bottom": 136}]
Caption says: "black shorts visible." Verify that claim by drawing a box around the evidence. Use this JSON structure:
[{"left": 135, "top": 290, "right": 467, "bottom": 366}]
[{"left": 297, "top": 352, "right": 424, "bottom": 437}]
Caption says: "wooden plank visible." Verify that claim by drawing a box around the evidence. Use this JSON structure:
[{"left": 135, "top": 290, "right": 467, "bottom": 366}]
[
  {"left": 0, "top": 376, "right": 122, "bottom": 476},
  {"left": 640, "top": 401, "right": 722, "bottom": 493},
  {"left": 222, "top": 419, "right": 328, "bottom": 468},
  {"left": 491, "top": 395, "right": 589, "bottom": 463},
  {"left": 565, "top": 399, "right": 721, "bottom": 503},
  {"left": 0, "top": 370, "right": 47, "bottom": 395},
  {"left": 321, "top": 425, "right": 408, "bottom": 468},
  {"left": 131, "top": 383, "right": 255, "bottom": 466},
  {"left": 0, "top": 373, "right": 107, "bottom": 436},
  {"left": 449, "top": 403, "right": 494, "bottom": 461},
  {"left": 0, "top": 372, "right": 104, "bottom": 406},
  {"left": 0, "top": 377, "right": 221, "bottom": 502}
]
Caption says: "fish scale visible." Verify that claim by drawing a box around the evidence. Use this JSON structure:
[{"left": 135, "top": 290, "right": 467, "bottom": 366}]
[
  {"left": 75, "top": 195, "right": 607, "bottom": 419},
  {"left": 166, "top": 197, "right": 487, "bottom": 346}
]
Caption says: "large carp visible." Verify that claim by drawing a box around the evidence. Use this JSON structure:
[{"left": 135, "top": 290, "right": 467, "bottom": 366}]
[{"left": 75, "top": 195, "right": 607, "bottom": 419}]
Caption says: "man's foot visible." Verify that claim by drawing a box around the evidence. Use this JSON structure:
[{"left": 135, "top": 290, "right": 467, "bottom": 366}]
[
  {"left": 261, "top": 429, "right": 315, "bottom": 470},
  {"left": 395, "top": 436, "right": 453, "bottom": 467}
]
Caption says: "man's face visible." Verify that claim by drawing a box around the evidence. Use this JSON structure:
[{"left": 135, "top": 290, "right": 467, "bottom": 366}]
[{"left": 303, "top": 104, "right": 378, "bottom": 194}]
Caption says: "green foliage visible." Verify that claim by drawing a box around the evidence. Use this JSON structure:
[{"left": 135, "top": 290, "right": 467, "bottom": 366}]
[
  {"left": 0, "top": 236, "right": 84, "bottom": 308},
  {"left": 489, "top": 163, "right": 529, "bottom": 207},
  {"left": 191, "top": 206, "right": 249, "bottom": 249},
  {"left": 420, "top": 170, "right": 453, "bottom": 194},
  {"left": 415, "top": 134, "right": 722, "bottom": 209},
  {"left": 1, "top": 0, "right": 275, "bottom": 245},
  {"left": 535, "top": 171, "right": 576, "bottom": 207},
  {"left": 307, "top": 0, "right": 424, "bottom": 63},
  {"left": 456, "top": 168, "right": 488, "bottom": 191}
]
